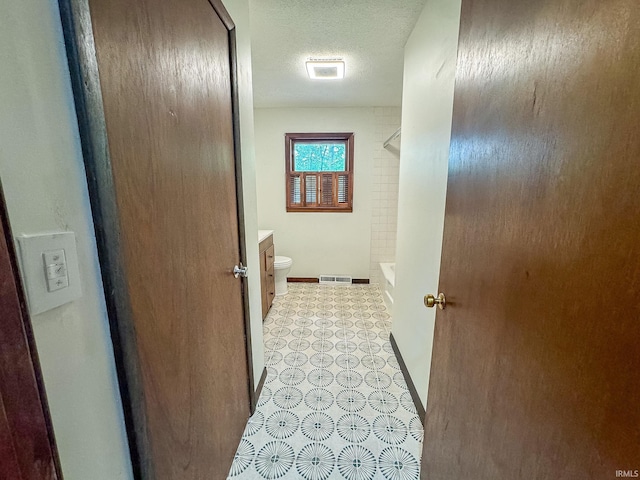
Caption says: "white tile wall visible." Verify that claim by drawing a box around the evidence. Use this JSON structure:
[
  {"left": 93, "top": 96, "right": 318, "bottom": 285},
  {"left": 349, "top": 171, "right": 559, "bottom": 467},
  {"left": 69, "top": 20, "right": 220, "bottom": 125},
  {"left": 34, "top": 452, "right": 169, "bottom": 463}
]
[{"left": 370, "top": 107, "right": 401, "bottom": 285}]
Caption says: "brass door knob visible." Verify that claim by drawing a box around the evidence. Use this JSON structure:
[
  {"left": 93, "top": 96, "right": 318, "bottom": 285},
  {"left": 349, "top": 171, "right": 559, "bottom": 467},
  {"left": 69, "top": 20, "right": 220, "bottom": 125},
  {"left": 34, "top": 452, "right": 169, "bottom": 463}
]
[{"left": 424, "top": 293, "right": 446, "bottom": 310}]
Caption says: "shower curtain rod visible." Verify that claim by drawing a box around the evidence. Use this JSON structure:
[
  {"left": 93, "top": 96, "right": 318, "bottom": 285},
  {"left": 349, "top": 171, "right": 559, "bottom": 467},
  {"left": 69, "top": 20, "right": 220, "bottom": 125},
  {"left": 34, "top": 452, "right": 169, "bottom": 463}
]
[{"left": 383, "top": 127, "right": 401, "bottom": 149}]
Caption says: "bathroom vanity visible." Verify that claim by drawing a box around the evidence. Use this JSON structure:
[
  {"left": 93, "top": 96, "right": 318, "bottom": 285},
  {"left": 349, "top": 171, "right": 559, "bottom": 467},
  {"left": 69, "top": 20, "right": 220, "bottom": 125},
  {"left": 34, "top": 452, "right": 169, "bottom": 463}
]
[{"left": 258, "top": 230, "right": 275, "bottom": 319}]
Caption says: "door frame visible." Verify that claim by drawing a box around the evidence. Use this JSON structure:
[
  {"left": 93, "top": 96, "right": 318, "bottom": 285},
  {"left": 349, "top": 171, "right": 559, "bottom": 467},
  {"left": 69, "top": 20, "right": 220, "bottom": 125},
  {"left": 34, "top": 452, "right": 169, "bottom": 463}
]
[{"left": 57, "top": 0, "right": 256, "bottom": 477}]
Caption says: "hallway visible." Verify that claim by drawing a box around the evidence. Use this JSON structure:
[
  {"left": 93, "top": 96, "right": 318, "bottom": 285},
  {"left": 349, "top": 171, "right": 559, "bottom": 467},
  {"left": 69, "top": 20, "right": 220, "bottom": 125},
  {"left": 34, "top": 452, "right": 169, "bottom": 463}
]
[{"left": 228, "top": 283, "right": 423, "bottom": 479}]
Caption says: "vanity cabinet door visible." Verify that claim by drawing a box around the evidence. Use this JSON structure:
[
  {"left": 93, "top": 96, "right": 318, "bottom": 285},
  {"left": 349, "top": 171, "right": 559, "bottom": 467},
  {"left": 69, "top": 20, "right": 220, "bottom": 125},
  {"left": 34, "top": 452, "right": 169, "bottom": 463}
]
[
  {"left": 263, "top": 245, "right": 276, "bottom": 317},
  {"left": 259, "top": 249, "right": 268, "bottom": 319},
  {"left": 265, "top": 245, "right": 274, "bottom": 271},
  {"left": 259, "top": 238, "right": 275, "bottom": 320}
]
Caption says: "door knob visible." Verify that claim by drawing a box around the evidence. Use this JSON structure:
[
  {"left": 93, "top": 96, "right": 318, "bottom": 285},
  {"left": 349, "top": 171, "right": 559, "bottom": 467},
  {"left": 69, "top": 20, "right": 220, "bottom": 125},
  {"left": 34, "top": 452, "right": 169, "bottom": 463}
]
[
  {"left": 233, "top": 263, "right": 248, "bottom": 278},
  {"left": 424, "top": 293, "right": 446, "bottom": 309}
]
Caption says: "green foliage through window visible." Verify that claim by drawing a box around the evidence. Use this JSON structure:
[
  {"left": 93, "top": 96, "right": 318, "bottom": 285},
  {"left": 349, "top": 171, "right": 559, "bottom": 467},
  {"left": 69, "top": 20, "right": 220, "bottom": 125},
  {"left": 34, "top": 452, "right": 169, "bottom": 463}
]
[{"left": 293, "top": 143, "right": 346, "bottom": 172}]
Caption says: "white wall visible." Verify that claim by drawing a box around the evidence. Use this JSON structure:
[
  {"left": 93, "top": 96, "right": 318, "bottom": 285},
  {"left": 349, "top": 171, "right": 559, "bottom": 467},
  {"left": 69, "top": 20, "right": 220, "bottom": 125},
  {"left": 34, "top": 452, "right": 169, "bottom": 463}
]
[
  {"left": 0, "top": 0, "right": 133, "bottom": 478},
  {"left": 392, "top": 0, "right": 462, "bottom": 409},
  {"left": 222, "top": 0, "right": 265, "bottom": 396},
  {"left": 255, "top": 108, "right": 374, "bottom": 279}
]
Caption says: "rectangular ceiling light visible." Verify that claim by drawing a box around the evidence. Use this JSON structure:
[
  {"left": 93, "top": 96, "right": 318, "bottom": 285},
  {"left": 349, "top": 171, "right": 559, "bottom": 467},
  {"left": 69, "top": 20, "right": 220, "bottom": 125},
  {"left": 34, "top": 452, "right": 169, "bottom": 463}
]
[{"left": 306, "top": 60, "right": 345, "bottom": 80}]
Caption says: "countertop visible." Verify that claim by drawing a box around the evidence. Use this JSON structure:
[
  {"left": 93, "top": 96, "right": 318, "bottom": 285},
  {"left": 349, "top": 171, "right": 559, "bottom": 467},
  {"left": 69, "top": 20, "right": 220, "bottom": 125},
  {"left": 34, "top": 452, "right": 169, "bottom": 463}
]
[{"left": 258, "top": 230, "right": 273, "bottom": 243}]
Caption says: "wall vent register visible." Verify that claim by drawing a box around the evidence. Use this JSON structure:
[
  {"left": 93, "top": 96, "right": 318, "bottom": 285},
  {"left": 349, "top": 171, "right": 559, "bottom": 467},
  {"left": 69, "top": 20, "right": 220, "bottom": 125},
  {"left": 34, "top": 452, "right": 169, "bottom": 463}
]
[{"left": 319, "top": 274, "right": 352, "bottom": 285}]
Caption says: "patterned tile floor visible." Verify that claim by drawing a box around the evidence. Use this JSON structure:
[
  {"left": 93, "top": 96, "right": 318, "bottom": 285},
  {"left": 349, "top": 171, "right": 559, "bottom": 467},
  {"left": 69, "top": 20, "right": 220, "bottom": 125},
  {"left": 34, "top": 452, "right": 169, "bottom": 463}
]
[{"left": 228, "top": 283, "right": 423, "bottom": 480}]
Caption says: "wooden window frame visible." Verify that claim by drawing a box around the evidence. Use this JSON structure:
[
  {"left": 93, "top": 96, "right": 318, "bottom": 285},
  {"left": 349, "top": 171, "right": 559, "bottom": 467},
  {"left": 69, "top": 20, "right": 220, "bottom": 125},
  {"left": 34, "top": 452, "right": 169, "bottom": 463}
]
[{"left": 285, "top": 132, "right": 354, "bottom": 212}]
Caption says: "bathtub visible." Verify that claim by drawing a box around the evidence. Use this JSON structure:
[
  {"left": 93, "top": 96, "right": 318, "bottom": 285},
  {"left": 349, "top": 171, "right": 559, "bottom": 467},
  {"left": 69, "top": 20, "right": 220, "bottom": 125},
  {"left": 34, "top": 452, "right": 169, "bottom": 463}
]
[{"left": 379, "top": 262, "right": 395, "bottom": 312}]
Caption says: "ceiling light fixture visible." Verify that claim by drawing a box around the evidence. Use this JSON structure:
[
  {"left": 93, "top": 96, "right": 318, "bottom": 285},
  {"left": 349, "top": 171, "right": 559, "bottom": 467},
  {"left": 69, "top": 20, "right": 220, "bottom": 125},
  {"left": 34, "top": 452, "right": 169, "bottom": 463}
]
[{"left": 306, "top": 59, "right": 345, "bottom": 80}]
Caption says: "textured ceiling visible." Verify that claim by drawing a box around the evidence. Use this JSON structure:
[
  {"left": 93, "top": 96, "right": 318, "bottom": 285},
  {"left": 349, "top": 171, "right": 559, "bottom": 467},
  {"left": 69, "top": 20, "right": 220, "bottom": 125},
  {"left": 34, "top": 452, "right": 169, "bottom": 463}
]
[{"left": 249, "top": 0, "right": 427, "bottom": 108}]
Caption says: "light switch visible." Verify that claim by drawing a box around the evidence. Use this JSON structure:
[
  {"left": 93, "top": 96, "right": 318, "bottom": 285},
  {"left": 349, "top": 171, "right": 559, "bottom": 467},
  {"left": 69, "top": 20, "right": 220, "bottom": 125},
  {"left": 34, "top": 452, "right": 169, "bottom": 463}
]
[
  {"left": 43, "top": 249, "right": 65, "bottom": 265},
  {"left": 46, "top": 262, "right": 67, "bottom": 280},
  {"left": 16, "top": 232, "right": 82, "bottom": 315},
  {"left": 47, "top": 275, "right": 69, "bottom": 292}
]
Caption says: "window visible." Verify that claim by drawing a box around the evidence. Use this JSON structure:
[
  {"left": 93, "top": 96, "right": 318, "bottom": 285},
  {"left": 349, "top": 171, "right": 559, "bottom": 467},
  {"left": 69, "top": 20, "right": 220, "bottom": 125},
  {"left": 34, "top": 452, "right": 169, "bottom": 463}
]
[{"left": 285, "top": 132, "right": 354, "bottom": 212}]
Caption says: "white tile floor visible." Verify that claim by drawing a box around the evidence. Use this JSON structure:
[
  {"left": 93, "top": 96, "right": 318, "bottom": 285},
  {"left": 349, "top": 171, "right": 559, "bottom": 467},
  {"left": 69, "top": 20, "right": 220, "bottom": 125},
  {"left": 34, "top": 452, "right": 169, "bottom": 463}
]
[{"left": 228, "top": 283, "right": 423, "bottom": 480}]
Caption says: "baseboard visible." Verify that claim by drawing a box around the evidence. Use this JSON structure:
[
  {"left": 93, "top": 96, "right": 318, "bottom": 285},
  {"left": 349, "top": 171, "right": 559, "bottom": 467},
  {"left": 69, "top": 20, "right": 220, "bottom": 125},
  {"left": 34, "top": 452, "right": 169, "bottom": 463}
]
[
  {"left": 287, "top": 277, "right": 370, "bottom": 284},
  {"left": 252, "top": 367, "right": 267, "bottom": 414},
  {"left": 389, "top": 333, "right": 426, "bottom": 424}
]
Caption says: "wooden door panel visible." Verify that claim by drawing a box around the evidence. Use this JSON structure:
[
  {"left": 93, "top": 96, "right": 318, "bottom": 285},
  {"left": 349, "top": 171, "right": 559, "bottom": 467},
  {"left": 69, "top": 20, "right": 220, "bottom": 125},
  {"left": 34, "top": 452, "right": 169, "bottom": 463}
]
[
  {"left": 0, "top": 399, "right": 22, "bottom": 479},
  {"left": 88, "top": 0, "right": 250, "bottom": 477},
  {"left": 423, "top": 0, "right": 640, "bottom": 478}
]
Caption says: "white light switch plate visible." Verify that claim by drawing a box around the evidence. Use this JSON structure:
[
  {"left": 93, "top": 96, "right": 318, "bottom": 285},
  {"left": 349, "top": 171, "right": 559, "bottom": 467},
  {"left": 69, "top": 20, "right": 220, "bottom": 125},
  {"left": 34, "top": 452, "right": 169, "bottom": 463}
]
[{"left": 16, "top": 232, "right": 82, "bottom": 315}]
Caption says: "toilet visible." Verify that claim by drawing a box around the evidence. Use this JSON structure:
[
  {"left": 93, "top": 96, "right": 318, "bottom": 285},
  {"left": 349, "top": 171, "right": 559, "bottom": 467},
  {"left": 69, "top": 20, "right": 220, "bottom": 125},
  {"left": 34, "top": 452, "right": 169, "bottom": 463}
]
[{"left": 273, "top": 256, "right": 293, "bottom": 296}]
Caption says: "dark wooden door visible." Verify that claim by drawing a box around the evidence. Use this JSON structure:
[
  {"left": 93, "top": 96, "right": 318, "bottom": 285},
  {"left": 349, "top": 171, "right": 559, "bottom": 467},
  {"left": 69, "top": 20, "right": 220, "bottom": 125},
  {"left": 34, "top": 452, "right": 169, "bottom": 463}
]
[
  {"left": 0, "top": 188, "right": 61, "bottom": 479},
  {"left": 421, "top": 0, "right": 640, "bottom": 478},
  {"left": 85, "top": 0, "right": 251, "bottom": 477}
]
